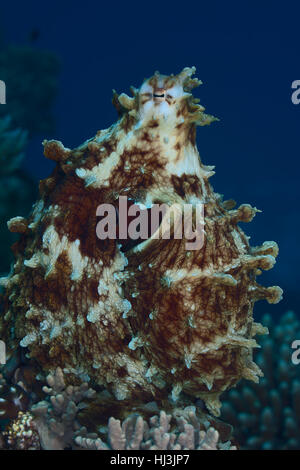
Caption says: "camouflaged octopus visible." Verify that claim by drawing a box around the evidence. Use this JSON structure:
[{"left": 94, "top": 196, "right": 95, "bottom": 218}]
[{"left": 0, "top": 67, "right": 282, "bottom": 416}]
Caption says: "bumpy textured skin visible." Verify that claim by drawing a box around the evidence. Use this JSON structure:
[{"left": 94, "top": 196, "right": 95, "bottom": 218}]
[{"left": 0, "top": 67, "right": 282, "bottom": 416}]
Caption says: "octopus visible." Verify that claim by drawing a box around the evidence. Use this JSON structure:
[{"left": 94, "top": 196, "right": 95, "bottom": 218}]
[{"left": 0, "top": 67, "right": 282, "bottom": 416}]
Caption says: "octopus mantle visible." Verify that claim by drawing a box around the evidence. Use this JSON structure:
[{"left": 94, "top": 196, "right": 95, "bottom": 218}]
[{"left": 0, "top": 67, "right": 282, "bottom": 416}]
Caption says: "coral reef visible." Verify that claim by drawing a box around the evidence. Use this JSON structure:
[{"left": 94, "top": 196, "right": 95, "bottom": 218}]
[
  {"left": 0, "top": 67, "right": 282, "bottom": 420},
  {"left": 75, "top": 407, "right": 236, "bottom": 450},
  {"left": 221, "top": 311, "right": 300, "bottom": 449},
  {"left": 29, "top": 367, "right": 96, "bottom": 450},
  {"left": 0, "top": 366, "right": 96, "bottom": 450},
  {"left": 0, "top": 367, "right": 235, "bottom": 450},
  {"left": 3, "top": 411, "right": 40, "bottom": 450},
  {"left": 0, "top": 368, "right": 235, "bottom": 450}
]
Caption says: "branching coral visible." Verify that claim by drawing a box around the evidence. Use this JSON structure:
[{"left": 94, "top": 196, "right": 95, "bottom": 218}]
[
  {"left": 30, "top": 367, "right": 96, "bottom": 450},
  {"left": 0, "top": 367, "right": 236, "bottom": 450},
  {"left": 75, "top": 407, "right": 236, "bottom": 450},
  {"left": 221, "top": 311, "right": 300, "bottom": 449}
]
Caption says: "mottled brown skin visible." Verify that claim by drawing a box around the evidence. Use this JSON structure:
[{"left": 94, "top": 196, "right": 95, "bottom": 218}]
[{"left": 0, "top": 67, "right": 282, "bottom": 415}]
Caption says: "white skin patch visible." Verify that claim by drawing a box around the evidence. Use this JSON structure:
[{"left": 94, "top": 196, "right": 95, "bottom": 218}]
[
  {"left": 137, "top": 77, "right": 204, "bottom": 179},
  {"left": 77, "top": 69, "right": 207, "bottom": 191},
  {"left": 24, "top": 226, "right": 89, "bottom": 282},
  {"left": 86, "top": 250, "right": 129, "bottom": 323}
]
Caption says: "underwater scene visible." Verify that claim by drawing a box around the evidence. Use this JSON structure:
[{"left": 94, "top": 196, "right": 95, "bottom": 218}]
[{"left": 0, "top": 1, "right": 300, "bottom": 455}]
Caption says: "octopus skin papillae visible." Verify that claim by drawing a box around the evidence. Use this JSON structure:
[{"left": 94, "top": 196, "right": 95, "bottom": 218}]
[{"left": 0, "top": 67, "right": 282, "bottom": 416}]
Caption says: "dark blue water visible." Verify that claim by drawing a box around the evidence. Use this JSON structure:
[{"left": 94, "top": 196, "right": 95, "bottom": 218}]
[{"left": 1, "top": 1, "right": 299, "bottom": 316}]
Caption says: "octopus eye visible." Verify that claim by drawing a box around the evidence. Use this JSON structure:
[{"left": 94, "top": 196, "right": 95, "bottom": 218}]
[{"left": 153, "top": 88, "right": 165, "bottom": 100}]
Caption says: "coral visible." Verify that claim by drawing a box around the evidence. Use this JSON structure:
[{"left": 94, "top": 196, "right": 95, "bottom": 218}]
[
  {"left": 3, "top": 411, "right": 40, "bottom": 450},
  {"left": 0, "top": 367, "right": 235, "bottom": 450},
  {"left": 0, "top": 67, "right": 282, "bottom": 418},
  {"left": 74, "top": 406, "right": 236, "bottom": 450},
  {"left": 0, "top": 44, "right": 59, "bottom": 135},
  {"left": 221, "top": 311, "right": 300, "bottom": 449},
  {"left": 30, "top": 367, "right": 96, "bottom": 450}
]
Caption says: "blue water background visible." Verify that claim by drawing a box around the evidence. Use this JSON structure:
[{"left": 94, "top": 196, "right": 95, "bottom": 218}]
[{"left": 1, "top": 1, "right": 300, "bottom": 318}]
